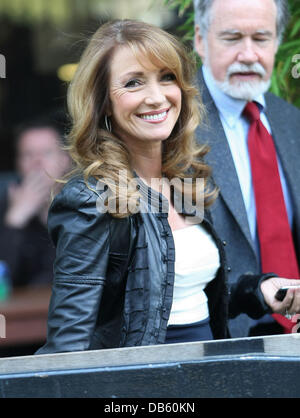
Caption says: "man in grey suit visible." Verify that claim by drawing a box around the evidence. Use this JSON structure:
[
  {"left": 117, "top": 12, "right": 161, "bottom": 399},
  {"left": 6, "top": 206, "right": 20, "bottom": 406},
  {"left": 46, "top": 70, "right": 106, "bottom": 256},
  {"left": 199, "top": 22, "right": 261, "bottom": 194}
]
[{"left": 193, "top": 0, "right": 300, "bottom": 337}]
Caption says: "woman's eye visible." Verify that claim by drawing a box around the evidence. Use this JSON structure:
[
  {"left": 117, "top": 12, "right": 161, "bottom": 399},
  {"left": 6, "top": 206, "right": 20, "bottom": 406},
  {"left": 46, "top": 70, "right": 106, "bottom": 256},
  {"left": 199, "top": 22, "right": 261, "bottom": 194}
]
[
  {"left": 162, "top": 73, "right": 176, "bottom": 82},
  {"left": 124, "top": 79, "right": 141, "bottom": 88}
]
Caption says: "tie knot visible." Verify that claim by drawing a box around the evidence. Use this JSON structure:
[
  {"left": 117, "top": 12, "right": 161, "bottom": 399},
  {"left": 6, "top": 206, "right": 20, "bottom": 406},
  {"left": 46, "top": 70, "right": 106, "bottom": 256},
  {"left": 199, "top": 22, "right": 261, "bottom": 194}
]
[{"left": 243, "top": 102, "right": 261, "bottom": 122}]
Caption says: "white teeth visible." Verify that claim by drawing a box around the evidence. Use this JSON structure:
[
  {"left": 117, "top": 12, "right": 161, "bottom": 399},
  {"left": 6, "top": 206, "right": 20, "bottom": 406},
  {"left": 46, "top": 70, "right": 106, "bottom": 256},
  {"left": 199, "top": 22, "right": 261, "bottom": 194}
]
[{"left": 140, "top": 111, "right": 167, "bottom": 121}]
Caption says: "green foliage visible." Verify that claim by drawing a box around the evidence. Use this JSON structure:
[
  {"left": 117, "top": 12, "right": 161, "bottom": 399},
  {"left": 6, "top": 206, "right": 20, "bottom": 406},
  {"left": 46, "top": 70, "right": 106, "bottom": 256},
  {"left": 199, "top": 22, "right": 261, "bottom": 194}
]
[
  {"left": 164, "top": 0, "right": 300, "bottom": 107},
  {"left": 273, "top": 0, "right": 300, "bottom": 107}
]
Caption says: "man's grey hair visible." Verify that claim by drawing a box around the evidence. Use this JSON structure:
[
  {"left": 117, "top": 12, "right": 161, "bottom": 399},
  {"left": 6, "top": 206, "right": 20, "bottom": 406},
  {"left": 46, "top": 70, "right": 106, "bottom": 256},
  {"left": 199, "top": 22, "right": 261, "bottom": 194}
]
[{"left": 193, "top": 0, "right": 290, "bottom": 42}]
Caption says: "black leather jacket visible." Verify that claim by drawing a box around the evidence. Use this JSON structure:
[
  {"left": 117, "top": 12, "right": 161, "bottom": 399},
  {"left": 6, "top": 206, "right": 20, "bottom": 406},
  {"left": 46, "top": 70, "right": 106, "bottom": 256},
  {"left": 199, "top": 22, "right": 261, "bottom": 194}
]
[{"left": 36, "top": 176, "right": 271, "bottom": 355}]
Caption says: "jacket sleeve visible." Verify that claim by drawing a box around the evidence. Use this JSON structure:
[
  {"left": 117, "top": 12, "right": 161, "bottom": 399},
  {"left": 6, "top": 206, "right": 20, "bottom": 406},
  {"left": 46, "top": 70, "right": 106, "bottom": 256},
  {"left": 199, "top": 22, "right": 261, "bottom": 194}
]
[
  {"left": 36, "top": 178, "right": 111, "bottom": 354},
  {"left": 228, "top": 273, "right": 274, "bottom": 319}
]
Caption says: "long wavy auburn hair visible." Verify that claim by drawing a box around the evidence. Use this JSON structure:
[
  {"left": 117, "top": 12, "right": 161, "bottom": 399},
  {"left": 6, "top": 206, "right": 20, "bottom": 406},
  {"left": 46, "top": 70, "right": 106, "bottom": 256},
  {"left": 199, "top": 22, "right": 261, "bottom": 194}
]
[{"left": 67, "top": 19, "right": 218, "bottom": 217}]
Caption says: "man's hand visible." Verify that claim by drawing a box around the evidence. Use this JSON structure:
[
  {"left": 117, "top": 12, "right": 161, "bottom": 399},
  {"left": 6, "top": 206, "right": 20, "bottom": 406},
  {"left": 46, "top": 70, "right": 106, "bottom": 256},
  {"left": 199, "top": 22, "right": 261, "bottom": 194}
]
[
  {"left": 261, "top": 277, "right": 300, "bottom": 316},
  {"left": 4, "top": 170, "right": 54, "bottom": 228}
]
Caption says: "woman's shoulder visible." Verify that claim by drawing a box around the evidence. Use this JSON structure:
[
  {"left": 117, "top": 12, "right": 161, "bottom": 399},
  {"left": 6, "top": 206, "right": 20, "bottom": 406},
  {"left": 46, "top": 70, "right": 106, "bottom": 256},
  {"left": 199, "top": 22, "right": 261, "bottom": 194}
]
[
  {"left": 49, "top": 174, "right": 134, "bottom": 228},
  {"left": 52, "top": 175, "right": 103, "bottom": 210},
  {"left": 48, "top": 175, "right": 112, "bottom": 241},
  {"left": 49, "top": 174, "right": 135, "bottom": 251}
]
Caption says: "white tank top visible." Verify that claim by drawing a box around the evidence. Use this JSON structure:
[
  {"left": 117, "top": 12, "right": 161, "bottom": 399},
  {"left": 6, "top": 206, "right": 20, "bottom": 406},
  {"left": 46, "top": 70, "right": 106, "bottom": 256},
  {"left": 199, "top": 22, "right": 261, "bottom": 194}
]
[{"left": 168, "top": 224, "right": 220, "bottom": 326}]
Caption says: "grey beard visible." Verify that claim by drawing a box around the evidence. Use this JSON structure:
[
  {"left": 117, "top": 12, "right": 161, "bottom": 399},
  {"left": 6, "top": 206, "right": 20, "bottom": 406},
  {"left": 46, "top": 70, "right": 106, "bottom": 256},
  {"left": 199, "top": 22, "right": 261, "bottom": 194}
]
[
  {"left": 205, "top": 62, "right": 271, "bottom": 101},
  {"left": 215, "top": 76, "right": 271, "bottom": 101}
]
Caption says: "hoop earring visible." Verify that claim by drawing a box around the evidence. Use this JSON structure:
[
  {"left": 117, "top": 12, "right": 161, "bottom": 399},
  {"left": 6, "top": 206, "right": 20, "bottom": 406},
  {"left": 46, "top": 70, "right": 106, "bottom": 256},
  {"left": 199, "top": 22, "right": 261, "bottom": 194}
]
[{"left": 104, "top": 115, "right": 112, "bottom": 132}]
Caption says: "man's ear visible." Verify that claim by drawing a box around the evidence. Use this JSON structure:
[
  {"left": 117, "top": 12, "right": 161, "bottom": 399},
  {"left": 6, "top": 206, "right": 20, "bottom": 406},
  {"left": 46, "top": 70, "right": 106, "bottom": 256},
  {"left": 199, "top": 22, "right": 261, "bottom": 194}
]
[{"left": 194, "top": 25, "right": 206, "bottom": 61}]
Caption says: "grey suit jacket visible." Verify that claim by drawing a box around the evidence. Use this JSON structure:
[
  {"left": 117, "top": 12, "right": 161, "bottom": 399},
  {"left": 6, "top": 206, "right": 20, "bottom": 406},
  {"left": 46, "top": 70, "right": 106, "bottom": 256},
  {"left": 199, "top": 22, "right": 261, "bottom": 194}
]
[{"left": 196, "top": 69, "right": 300, "bottom": 337}]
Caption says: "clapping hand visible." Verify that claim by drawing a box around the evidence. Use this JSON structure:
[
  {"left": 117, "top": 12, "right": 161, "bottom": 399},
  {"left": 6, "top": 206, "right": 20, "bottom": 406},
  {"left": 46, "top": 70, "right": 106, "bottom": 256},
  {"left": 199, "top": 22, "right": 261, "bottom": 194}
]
[{"left": 5, "top": 170, "right": 55, "bottom": 228}]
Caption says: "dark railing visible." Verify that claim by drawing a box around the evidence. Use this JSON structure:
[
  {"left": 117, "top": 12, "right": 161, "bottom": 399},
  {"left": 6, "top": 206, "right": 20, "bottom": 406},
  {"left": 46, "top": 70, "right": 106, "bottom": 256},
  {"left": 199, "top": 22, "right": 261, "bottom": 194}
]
[{"left": 0, "top": 334, "right": 300, "bottom": 398}]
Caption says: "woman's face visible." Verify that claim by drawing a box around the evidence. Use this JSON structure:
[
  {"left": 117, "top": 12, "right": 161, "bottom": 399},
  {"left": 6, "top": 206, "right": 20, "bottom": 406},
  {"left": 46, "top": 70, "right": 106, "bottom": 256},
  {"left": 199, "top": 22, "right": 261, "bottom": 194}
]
[{"left": 108, "top": 45, "right": 182, "bottom": 149}]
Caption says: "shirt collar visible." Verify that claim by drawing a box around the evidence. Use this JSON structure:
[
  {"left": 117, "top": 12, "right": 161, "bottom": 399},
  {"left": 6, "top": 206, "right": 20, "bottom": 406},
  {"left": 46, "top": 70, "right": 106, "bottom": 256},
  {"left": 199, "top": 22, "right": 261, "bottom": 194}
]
[{"left": 202, "top": 65, "right": 266, "bottom": 128}]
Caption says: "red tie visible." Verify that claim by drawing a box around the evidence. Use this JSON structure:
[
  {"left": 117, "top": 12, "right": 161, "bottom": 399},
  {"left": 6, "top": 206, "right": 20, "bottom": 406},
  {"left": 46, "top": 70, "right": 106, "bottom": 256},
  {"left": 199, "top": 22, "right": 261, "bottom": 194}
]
[{"left": 244, "top": 102, "right": 299, "bottom": 333}]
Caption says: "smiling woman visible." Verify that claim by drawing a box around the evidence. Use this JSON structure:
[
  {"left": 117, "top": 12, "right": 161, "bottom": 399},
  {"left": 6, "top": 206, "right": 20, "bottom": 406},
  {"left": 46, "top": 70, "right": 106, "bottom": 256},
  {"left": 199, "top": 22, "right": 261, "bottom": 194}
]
[{"left": 66, "top": 19, "right": 214, "bottom": 217}]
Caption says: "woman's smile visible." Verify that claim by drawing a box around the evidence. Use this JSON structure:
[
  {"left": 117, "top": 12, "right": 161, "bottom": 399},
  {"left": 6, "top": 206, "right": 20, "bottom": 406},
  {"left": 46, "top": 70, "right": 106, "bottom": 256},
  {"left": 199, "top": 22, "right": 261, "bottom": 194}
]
[{"left": 137, "top": 108, "right": 169, "bottom": 123}]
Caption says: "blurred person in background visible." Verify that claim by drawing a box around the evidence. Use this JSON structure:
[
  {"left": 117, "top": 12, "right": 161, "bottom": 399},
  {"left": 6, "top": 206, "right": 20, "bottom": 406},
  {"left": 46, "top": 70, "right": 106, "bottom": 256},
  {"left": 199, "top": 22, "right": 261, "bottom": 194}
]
[{"left": 0, "top": 119, "right": 71, "bottom": 287}]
